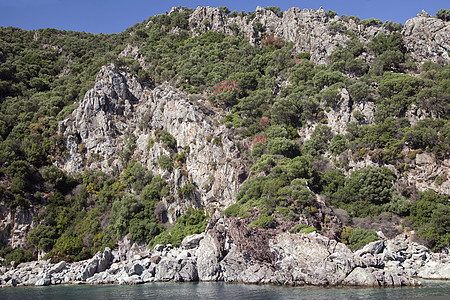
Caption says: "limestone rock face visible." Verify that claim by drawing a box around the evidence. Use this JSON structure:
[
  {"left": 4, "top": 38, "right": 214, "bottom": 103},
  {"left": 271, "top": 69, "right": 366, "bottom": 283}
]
[
  {"left": 58, "top": 64, "right": 247, "bottom": 219},
  {"left": 403, "top": 12, "right": 450, "bottom": 63},
  {"left": 187, "top": 6, "right": 386, "bottom": 65},
  {"left": 185, "top": 6, "right": 450, "bottom": 66},
  {"left": 0, "top": 205, "right": 36, "bottom": 249}
]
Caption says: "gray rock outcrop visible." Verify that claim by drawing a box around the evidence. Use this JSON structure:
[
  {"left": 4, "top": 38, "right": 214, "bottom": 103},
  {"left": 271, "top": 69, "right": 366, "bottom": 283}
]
[
  {"left": 182, "top": 6, "right": 450, "bottom": 65},
  {"left": 4, "top": 224, "right": 446, "bottom": 288},
  {"left": 58, "top": 64, "right": 247, "bottom": 220},
  {"left": 403, "top": 11, "right": 450, "bottom": 63},
  {"left": 186, "top": 6, "right": 385, "bottom": 65}
]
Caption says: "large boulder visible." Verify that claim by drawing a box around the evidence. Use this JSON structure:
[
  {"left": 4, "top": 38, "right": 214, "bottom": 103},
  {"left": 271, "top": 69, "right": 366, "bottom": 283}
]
[
  {"left": 344, "top": 267, "right": 379, "bottom": 287},
  {"left": 182, "top": 233, "right": 205, "bottom": 249}
]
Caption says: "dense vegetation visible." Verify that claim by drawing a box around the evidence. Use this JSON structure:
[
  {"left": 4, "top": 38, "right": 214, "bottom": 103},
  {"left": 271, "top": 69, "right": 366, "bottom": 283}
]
[{"left": 0, "top": 6, "right": 449, "bottom": 264}]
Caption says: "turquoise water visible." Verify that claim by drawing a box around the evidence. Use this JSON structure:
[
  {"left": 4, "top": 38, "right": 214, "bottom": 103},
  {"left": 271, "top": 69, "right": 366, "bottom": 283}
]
[{"left": 0, "top": 280, "right": 449, "bottom": 300}]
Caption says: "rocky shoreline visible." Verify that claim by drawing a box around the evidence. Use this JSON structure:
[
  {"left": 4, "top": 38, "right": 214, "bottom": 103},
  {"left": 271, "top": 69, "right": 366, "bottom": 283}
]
[{"left": 1, "top": 217, "right": 449, "bottom": 288}]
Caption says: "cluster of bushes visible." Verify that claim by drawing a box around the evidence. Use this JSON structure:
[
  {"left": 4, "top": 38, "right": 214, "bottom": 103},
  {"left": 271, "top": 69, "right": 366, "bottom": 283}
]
[
  {"left": 224, "top": 155, "right": 317, "bottom": 226},
  {"left": 0, "top": 246, "right": 34, "bottom": 266},
  {"left": 24, "top": 159, "right": 205, "bottom": 262},
  {"left": 149, "top": 208, "right": 207, "bottom": 247}
]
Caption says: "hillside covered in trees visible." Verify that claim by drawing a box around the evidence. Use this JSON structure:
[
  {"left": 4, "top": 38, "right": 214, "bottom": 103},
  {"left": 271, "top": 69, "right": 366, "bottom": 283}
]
[{"left": 0, "top": 6, "right": 449, "bottom": 270}]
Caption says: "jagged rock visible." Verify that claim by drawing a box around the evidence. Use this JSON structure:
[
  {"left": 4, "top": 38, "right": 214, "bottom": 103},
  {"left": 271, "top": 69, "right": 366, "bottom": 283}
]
[
  {"left": 182, "top": 233, "right": 205, "bottom": 249},
  {"left": 153, "top": 244, "right": 165, "bottom": 252},
  {"left": 35, "top": 276, "right": 51, "bottom": 286},
  {"left": 154, "top": 258, "right": 181, "bottom": 281},
  {"left": 80, "top": 258, "right": 98, "bottom": 280},
  {"left": 418, "top": 260, "right": 450, "bottom": 279},
  {"left": 176, "top": 250, "right": 192, "bottom": 261},
  {"left": 141, "top": 269, "right": 155, "bottom": 283},
  {"left": 150, "top": 255, "right": 162, "bottom": 264},
  {"left": 403, "top": 12, "right": 450, "bottom": 63},
  {"left": 128, "top": 262, "right": 144, "bottom": 276},
  {"left": 48, "top": 261, "right": 67, "bottom": 275},
  {"left": 118, "top": 274, "right": 142, "bottom": 285},
  {"left": 6, "top": 278, "right": 18, "bottom": 287},
  {"left": 187, "top": 7, "right": 386, "bottom": 64},
  {"left": 96, "top": 247, "right": 112, "bottom": 273},
  {"left": 178, "top": 260, "right": 199, "bottom": 282},
  {"left": 196, "top": 232, "right": 223, "bottom": 281},
  {"left": 355, "top": 240, "right": 385, "bottom": 256},
  {"left": 58, "top": 64, "right": 245, "bottom": 222},
  {"left": 344, "top": 267, "right": 379, "bottom": 287}
]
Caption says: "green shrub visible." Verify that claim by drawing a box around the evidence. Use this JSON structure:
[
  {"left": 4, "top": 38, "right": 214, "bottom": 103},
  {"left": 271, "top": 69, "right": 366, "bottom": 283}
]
[
  {"left": 42, "top": 165, "right": 67, "bottom": 189},
  {"left": 267, "top": 137, "right": 299, "bottom": 158},
  {"left": 266, "top": 6, "right": 283, "bottom": 18},
  {"left": 251, "top": 142, "right": 265, "bottom": 159},
  {"left": 347, "top": 228, "right": 379, "bottom": 250},
  {"left": 149, "top": 209, "right": 207, "bottom": 247},
  {"left": 160, "top": 130, "right": 177, "bottom": 150},
  {"left": 361, "top": 18, "right": 383, "bottom": 27},
  {"left": 212, "top": 137, "right": 222, "bottom": 146},
  {"left": 289, "top": 223, "right": 317, "bottom": 234},
  {"left": 436, "top": 9, "right": 450, "bottom": 21},
  {"left": 248, "top": 214, "right": 276, "bottom": 229},
  {"left": 0, "top": 246, "right": 34, "bottom": 266},
  {"left": 158, "top": 155, "right": 173, "bottom": 170},
  {"left": 177, "top": 183, "right": 195, "bottom": 198},
  {"left": 329, "top": 134, "right": 348, "bottom": 154}
]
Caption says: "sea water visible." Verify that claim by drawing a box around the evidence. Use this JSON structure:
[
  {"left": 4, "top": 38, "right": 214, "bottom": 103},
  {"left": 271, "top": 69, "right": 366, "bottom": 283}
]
[{"left": 0, "top": 280, "right": 449, "bottom": 300}]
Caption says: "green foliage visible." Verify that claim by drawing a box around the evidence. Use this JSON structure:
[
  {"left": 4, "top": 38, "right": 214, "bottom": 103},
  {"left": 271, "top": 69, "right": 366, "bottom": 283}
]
[
  {"left": 360, "top": 18, "right": 383, "bottom": 27},
  {"left": 177, "top": 183, "right": 195, "bottom": 198},
  {"left": 436, "top": 9, "right": 450, "bottom": 21},
  {"left": 42, "top": 165, "right": 67, "bottom": 189},
  {"left": 106, "top": 175, "right": 166, "bottom": 244},
  {"left": 409, "top": 190, "right": 448, "bottom": 227},
  {"left": 347, "top": 81, "right": 373, "bottom": 102},
  {"left": 326, "top": 10, "right": 338, "bottom": 19},
  {"left": 226, "top": 156, "right": 313, "bottom": 220},
  {"left": 267, "top": 137, "right": 299, "bottom": 158},
  {"left": 158, "top": 155, "right": 173, "bottom": 171},
  {"left": 347, "top": 228, "right": 379, "bottom": 250},
  {"left": 265, "top": 6, "right": 283, "bottom": 18},
  {"left": 289, "top": 224, "right": 317, "bottom": 234},
  {"left": 0, "top": 246, "right": 34, "bottom": 266},
  {"left": 120, "top": 161, "right": 152, "bottom": 192},
  {"left": 402, "top": 118, "right": 449, "bottom": 159},
  {"left": 329, "top": 134, "right": 348, "bottom": 154},
  {"left": 160, "top": 130, "right": 177, "bottom": 150},
  {"left": 383, "top": 21, "right": 403, "bottom": 32},
  {"left": 303, "top": 125, "right": 333, "bottom": 156},
  {"left": 330, "top": 166, "right": 395, "bottom": 217},
  {"left": 149, "top": 208, "right": 207, "bottom": 247},
  {"left": 248, "top": 213, "right": 276, "bottom": 229},
  {"left": 251, "top": 142, "right": 265, "bottom": 159}
]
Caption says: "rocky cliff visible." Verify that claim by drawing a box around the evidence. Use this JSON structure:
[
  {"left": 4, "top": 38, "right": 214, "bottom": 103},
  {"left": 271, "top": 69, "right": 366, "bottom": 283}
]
[
  {"left": 184, "top": 6, "right": 449, "bottom": 65},
  {"left": 0, "top": 6, "right": 449, "bottom": 286},
  {"left": 58, "top": 64, "right": 248, "bottom": 220}
]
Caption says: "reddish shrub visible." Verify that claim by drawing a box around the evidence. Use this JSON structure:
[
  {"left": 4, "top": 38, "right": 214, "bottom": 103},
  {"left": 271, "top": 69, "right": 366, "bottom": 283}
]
[
  {"left": 259, "top": 117, "right": 271, "bottom": 129},
  {"left": 252, "top": 134, "right": 267, "bottom": 147},
  {"left": 263, "top": 36, "right": 283, "bottom": 48},
  {"left": 213, "top": 79, "right": 241, "bottom": 96}
]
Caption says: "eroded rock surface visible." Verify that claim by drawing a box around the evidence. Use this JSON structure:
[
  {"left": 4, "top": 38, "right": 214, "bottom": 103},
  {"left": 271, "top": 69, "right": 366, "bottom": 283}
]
[{"left": 58, "top": 64, "right": 247, "bottom": 219}]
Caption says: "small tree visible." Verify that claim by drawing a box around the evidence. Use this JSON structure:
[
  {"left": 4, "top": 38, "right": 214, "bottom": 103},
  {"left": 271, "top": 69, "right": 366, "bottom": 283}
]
[{"left": 436, "top": 9, "right": 450, "bottom": 21}]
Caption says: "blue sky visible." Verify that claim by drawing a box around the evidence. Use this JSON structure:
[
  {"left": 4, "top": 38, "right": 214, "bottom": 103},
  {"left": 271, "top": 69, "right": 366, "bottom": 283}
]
[{"left": 0, "top": 0, "right": 448, "bottom": 34}]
